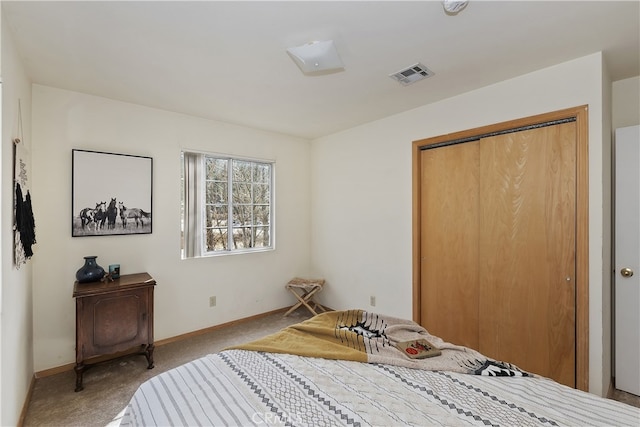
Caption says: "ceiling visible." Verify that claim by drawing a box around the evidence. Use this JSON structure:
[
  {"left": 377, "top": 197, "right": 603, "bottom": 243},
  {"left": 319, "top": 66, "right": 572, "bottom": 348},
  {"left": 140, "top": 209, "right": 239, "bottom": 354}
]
[{"left": 3, "top": 1, "right": 639, "bottom": 140}]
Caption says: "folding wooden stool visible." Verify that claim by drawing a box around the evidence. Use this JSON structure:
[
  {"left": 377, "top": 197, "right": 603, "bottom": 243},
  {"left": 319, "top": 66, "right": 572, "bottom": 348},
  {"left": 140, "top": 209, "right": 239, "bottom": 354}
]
[{"left": 284, "top": 277, "right": 328, "bottom": 317}]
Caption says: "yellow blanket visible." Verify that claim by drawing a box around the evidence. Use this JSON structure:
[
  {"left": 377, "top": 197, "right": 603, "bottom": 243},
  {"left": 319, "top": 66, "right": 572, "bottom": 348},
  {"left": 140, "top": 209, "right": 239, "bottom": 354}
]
[
  {"left": 230, "top": 310, "right": 369, "bottom": 363},
  {"left": 229, "top": 309, "right": 525, "bottom": 375}
]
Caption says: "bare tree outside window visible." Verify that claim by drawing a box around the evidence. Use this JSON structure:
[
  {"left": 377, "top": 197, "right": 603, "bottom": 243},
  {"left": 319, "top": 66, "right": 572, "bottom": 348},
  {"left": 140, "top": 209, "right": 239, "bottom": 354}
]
[{"left": 182, "top": 152, "right": 273, "bottom": 257}]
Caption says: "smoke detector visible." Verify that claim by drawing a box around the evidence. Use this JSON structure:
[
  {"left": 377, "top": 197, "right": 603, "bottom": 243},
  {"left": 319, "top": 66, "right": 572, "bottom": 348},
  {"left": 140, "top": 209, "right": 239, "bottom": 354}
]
[{"left": 389, "top": 63, "right": 434, "bottom": 86}]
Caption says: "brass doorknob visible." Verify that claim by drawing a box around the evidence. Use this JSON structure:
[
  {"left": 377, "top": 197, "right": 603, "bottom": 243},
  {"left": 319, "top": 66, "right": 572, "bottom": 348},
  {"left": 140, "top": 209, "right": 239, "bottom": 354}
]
[{"left": 621, "top": 268, "right": 634, "bottom": 278}]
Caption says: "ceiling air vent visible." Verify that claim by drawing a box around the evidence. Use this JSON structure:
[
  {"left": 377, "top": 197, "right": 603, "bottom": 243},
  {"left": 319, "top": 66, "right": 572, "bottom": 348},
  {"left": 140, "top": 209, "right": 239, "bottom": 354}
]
[{"left": 389, "top": 63, "right": 434, "bottom": 86}]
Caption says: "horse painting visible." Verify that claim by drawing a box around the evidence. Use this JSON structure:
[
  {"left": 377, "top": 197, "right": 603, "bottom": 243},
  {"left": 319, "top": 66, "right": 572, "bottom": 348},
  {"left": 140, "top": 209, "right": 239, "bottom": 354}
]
[
  {"left": 106, "top": 198, "right": 118, "bottom": 230},
  {"left": 118, "top": 202, "right": 151, "bottom": 228}
]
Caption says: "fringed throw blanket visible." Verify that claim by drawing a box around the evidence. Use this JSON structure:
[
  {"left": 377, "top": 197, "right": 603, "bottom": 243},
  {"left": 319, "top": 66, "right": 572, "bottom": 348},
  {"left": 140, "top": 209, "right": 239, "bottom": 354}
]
[{"left": 230, "top": 309, "right": 528, "bottom": 376}]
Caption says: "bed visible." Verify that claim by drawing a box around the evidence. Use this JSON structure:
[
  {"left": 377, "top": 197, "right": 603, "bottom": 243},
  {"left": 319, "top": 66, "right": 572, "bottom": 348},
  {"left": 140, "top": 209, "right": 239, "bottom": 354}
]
[{"left": 118, "top": 310, "right": 640, "bottom": 426}]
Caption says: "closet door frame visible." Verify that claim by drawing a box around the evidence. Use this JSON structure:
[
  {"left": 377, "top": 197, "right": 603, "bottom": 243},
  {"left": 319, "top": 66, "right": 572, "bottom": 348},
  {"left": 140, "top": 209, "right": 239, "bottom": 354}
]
[{"left": 412, "top": 105, "right": 589, "bottom": 391}]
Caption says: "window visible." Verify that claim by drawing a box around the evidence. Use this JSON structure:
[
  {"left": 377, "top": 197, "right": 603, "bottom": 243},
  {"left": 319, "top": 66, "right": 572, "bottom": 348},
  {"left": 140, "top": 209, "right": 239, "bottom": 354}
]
[{"left": 182, "top": 151, "right": 274, "bottom": 258}]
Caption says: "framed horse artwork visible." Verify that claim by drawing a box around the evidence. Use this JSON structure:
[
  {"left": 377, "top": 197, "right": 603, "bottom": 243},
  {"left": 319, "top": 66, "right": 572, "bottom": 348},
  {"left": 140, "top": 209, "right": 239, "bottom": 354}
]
[{"left": 72, "top": 150, "right": 152, "bottom": 237}]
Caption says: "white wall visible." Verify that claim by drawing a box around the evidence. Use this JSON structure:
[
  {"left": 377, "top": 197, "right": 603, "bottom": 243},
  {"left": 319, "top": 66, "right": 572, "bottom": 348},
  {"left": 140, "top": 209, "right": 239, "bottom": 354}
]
[
  {"left": 613, "top": 76, "right": 640, "bottom": 129},
  {"left": 1, "top": 13, "right": 34, "bottom": 427},
  {"left": 310, "top": 52, "right": 611, "bottom": 395},
  {"left": 30, "top": 86, "right": 312, "bottom": 372}
]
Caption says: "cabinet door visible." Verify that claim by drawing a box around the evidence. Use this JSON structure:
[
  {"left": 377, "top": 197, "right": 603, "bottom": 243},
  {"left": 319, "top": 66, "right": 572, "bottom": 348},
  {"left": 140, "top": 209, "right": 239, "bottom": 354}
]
[
  {"left": 420, "top": 141, "right": 480, "bottom": 350},
  {"left": 478, "top": 122, "right": 576, "bottom": 387},
  {"left": 79, "top": 287, "right": 150, "bottom": 359}
]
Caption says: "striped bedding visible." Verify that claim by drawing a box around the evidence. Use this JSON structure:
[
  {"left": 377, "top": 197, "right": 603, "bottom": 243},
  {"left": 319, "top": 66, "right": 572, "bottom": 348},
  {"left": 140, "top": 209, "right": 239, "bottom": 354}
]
[{"left": 119, "top": 349, "right": 639, "bottom": 426}]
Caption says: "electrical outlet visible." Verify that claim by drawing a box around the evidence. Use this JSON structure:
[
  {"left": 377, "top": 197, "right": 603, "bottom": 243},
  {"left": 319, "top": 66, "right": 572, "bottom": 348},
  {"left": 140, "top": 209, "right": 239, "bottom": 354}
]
[
  {"left": 209, "top": 296, "right": 216, "bottom": 307},
  {"left": 370, "top": 295, "right": 376, "bottom": 306}
]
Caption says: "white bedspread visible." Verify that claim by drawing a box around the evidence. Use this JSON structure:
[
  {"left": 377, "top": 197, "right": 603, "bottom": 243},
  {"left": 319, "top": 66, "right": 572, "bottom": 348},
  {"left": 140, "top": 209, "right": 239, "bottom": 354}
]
[{"left": 119, "top": 349, "right": 639, "bottom": 426}]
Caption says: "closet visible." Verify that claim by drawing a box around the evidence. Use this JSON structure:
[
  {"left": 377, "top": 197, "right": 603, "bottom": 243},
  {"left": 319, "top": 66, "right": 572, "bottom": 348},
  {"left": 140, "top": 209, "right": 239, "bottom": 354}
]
[{"left": 412, "top": 107, "right": 588, "bottom": 390}]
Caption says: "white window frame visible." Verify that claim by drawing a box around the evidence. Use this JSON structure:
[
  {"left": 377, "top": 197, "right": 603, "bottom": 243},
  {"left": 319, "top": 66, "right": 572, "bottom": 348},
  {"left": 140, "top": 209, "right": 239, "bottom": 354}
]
[{"left": 182, "top": 150, "right": 275, "bottom": 258}]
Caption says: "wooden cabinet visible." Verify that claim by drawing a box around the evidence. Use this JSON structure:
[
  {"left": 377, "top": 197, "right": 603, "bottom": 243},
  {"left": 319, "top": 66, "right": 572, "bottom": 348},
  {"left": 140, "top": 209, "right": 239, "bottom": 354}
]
[{"left": 73, "top": 272, "right": 156, "bottom": 391}]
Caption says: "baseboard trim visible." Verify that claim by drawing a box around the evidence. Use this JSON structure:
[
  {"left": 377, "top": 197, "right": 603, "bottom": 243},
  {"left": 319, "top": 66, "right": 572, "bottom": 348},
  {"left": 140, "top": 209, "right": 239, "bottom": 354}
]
[
  {"left": 34, "top": 306, "right": 291, "bottom": 379},
  {"left": 35, "top": 362, "right": 75, "bottom": 379},
  {"left": 155, "top": 306, "right": 289, "bottom": 346},
  {"left": 607, "top": 377, "right": 615, "bottom": 398},
  {"left": 18, "top": 374, "right": 36, "bottom": 427}
]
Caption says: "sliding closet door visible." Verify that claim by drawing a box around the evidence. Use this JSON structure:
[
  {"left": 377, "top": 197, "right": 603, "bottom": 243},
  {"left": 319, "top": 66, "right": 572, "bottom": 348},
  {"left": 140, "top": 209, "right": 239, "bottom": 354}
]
[
  {"left": 478, "top": 122, "right": 576, "bottom": 387},
  {"left": 420, "top": 141, "right": 480, "bottom": 350}
]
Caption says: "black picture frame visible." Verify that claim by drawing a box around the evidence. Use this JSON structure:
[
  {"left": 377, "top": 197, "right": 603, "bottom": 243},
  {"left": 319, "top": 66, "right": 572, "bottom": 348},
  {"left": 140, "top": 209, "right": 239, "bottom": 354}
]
[{"left": 72, "top": 149, "right": 152, "bottom": 237}]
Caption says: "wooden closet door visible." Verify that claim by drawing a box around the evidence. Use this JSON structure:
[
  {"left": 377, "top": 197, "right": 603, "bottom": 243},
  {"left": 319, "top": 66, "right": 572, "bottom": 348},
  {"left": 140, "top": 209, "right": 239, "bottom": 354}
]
[
  {"left": 420, "top": 141, "right": 480, "bottom": 349},
  {"left": 478, "top": 122, "right": 576, "bottom": 387}
]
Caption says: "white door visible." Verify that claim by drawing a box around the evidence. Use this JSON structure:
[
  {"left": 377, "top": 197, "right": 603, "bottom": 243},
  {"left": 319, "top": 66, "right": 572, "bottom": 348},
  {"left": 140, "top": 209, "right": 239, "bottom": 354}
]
[{"left": 614, "top": 125, "right": 640, "bottom": 396}]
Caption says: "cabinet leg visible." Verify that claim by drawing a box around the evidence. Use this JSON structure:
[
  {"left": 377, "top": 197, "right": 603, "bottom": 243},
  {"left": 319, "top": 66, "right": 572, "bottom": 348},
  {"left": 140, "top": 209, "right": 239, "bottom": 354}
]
[
  {"left": 145, "top": 344, "right": 155, "bottom": 369},
  {"left": 74, "top": 363, "right": 85, "bottom": 392}
]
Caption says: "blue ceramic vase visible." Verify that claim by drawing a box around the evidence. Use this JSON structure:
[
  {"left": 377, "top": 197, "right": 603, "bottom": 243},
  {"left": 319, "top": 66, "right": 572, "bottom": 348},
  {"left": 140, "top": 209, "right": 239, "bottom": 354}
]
[{"left": 75, "top": 256, "right": 105, "bottom": 283}]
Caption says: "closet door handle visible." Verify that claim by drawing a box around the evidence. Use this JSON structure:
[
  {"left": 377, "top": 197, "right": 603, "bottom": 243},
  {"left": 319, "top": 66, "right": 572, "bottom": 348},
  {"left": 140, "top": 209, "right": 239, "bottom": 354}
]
[{"left": 620, "top": 268, "right": 634, "bottom": 278}]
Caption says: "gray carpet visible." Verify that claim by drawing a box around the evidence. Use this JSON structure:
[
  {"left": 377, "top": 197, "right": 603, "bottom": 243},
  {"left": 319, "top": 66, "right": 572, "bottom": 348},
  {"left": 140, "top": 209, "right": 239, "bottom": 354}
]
[{"left": 23, "top": 308, "right": 311, "bottom": 427}]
